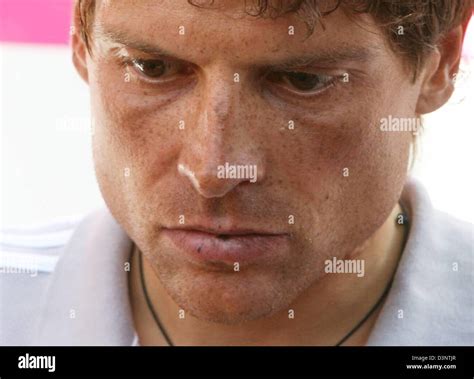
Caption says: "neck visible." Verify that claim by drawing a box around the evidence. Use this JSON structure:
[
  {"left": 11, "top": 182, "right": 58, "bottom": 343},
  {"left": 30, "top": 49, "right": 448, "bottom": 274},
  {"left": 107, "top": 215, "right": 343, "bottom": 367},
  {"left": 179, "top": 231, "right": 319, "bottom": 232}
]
[{"left": 130, "top": 203, "right": 408, "bottom": 346}]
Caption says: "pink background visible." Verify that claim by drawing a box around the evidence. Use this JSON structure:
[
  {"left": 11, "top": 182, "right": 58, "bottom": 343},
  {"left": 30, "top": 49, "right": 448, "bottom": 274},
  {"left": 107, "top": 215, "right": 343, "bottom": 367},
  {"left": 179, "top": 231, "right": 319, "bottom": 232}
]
[
  {"left": 0, "top": 0, "right": 472, "bottom": 57},
  {"left": 0, "top": 0, "right": 72, "bottom": 45}
]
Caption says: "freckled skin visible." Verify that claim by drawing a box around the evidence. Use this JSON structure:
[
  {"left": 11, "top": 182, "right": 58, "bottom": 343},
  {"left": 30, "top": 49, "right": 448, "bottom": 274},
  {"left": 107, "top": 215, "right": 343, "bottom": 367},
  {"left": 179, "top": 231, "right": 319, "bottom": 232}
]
[{"left": 85, "top": 1, "right": 420, "bottom": 325}]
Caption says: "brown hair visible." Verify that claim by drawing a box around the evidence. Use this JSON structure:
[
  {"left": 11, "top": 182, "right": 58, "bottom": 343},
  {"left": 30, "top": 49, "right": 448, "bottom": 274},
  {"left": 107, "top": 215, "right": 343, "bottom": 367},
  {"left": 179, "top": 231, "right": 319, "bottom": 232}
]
[{"left": 76, "top": 0, "right": 473, "bottom": 76}]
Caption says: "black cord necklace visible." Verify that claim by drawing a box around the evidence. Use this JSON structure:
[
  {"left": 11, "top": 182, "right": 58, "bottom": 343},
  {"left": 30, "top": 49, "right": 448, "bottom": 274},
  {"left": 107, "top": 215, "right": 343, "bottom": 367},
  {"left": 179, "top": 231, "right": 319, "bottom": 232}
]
[
  {"left": 138, "top": 249, "right": 174, "bottom": 346},
  {"left": 136, "top": 207, "right": 408, "bottom": 346},
  {"left": 334, "top": 275, "right": 394, "bottom": 346}
]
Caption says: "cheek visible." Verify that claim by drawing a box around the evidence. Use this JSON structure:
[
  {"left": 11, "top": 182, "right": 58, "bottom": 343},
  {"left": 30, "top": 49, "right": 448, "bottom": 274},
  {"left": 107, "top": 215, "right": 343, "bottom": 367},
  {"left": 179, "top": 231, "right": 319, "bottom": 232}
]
[
  {"left": 277, "top": 87, "right": 413, "bottom": 253},
  {"left": 273, "top": 106, "right": 410, "bottom": 198},
  {"left": 88, "top": 60, "right": 191, "bottom": 228},
  {"left": 261, "top": 63, "right": 415, "bottom": 206}
]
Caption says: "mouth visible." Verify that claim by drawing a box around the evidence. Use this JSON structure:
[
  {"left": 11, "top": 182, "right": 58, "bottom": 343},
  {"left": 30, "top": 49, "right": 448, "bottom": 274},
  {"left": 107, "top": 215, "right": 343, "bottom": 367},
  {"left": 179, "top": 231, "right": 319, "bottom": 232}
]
[{"left": 161, "top": 226, "right": 290, "bottom": 265}]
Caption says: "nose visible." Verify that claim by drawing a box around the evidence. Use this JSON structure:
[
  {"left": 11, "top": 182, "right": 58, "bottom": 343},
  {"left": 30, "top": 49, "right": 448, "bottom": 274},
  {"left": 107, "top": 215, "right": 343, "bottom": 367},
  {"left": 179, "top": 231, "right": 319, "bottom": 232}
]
[{"left": 178, "top": 70, "right": 265, "bottom": 199}]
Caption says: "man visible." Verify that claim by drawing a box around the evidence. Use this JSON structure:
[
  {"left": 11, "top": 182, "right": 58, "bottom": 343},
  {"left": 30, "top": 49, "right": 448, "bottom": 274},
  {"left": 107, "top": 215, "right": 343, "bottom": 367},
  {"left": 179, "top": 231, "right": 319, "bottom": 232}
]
[{"left": 1, "top": 0, "right": 473, "bottom": 346}]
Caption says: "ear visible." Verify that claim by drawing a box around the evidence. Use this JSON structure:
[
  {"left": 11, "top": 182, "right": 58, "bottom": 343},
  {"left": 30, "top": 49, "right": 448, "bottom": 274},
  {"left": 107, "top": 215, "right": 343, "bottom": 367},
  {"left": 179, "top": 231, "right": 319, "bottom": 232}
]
[
  {"left": 71, "top": 0, "right": 90, "bottom": 84},
  {"left": 415, "top": 21, "right": 469, "bottom": 114}
]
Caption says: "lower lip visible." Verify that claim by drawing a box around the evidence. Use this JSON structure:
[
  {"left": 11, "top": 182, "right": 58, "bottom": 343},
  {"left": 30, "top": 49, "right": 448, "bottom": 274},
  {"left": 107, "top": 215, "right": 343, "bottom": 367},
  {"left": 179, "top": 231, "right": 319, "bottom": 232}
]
[{"left": 162, "top": 229, "right": 290, "bottom": 264}]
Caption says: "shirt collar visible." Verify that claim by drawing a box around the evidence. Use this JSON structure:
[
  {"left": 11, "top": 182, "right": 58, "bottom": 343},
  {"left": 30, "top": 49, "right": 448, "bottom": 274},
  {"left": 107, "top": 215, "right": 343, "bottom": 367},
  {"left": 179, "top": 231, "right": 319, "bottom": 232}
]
[
  {"left": 37, "top": 209, "right": 135, "bottom": 345},
  {"left": 366, "top": 177, "right": 470, "bottom": 345}
]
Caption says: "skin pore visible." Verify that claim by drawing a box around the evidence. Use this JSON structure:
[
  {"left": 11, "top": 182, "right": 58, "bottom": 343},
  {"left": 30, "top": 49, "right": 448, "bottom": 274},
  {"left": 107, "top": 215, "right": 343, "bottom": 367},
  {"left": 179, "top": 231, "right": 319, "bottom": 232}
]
[{"left": 72, "top": 0, "right": 463, "bottom": 345}]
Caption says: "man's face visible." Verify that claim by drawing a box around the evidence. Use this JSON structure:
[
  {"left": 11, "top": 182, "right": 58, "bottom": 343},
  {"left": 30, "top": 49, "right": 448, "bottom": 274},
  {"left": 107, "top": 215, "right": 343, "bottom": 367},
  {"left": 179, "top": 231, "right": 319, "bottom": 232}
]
[{"left": 87, "top": 0, "right": 417, "bottom": 323}]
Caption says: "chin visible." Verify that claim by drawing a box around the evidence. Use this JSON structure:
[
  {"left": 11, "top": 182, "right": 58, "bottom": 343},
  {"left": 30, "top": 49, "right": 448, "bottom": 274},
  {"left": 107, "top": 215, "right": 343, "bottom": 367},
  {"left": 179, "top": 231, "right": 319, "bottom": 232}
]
[{"left": 156, "top": 265, "right": 301, "bottom": 325}]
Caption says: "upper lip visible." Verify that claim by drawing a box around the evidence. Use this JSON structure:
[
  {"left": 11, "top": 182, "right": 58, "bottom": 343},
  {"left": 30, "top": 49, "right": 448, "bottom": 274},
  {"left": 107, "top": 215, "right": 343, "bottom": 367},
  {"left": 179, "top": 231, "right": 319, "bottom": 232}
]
[{"left": 164, "top": 225, "right": 286, "bottom": 236}]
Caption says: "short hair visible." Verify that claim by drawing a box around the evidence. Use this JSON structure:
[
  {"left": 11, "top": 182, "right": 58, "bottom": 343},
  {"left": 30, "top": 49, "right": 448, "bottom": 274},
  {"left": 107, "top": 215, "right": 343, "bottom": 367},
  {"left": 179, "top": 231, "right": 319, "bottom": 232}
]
[{"left": 76, "top": 0, "right": 473, "bottom": 77}]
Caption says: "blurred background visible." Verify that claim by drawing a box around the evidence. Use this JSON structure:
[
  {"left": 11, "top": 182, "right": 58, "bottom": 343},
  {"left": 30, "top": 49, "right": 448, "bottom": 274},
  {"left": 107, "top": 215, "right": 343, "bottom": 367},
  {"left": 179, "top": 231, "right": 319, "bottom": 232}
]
[{"left": 0, "top": 0, "right": 473, "bottom": 227}]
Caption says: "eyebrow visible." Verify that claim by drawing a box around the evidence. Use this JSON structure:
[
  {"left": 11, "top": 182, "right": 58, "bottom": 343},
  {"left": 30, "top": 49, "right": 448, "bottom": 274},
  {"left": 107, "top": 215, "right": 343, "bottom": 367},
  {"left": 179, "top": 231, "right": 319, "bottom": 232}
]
[
  {"left": 95, "top": 26, "right": 177, "bottom": 57},
  {"left": 95, "top": 26, "right": 378, "bottom": 69},
  {"left": 270, "top": 46, "right": 377, "bottom": 71}
]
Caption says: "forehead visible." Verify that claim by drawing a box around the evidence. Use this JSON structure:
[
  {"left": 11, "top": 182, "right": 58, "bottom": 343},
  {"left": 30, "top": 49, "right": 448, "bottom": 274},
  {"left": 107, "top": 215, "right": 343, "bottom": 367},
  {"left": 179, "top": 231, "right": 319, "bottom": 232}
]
[{"left": 93, "top": 0, "right": 386, "bottom": 65}]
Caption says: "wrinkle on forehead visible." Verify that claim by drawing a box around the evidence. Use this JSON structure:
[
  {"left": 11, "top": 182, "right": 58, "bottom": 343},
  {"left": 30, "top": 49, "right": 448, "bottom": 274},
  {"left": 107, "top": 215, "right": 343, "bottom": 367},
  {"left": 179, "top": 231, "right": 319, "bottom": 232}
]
[
  {"left": 94, "top": 0, "right": 319, "bottom": 38},
  {"left": 92, "top": 1, "right": 385, "bottom": 71}
]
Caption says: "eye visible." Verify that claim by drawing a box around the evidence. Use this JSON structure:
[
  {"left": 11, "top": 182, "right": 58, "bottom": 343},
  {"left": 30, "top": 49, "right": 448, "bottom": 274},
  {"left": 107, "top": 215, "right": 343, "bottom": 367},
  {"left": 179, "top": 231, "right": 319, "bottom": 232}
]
[
  {"left": 129, "top": 58, "right": 192, "bottom": 81},
  {"left": 266, "top": 71, "right": 336, "bottom": 94},
  {"left": 133, "top": 59, "right": 167, "bottom": 78}
]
